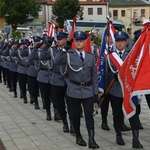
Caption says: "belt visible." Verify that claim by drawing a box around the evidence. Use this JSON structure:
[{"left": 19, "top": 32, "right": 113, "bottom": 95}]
[
  {"left": 40, "top": 68, "right": 53, "bottom": 71},
  {"left": 70, "top": 80, "right": 92, "bottom": 87},
  {"left": 19, "top": 64, "right": 29, "bottom": 67}
]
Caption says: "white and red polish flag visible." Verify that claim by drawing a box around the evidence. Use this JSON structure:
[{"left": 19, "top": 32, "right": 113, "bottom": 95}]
[
  {"left": 118, "top": 20, "right": 150, "bottom": 119},
  {"left": 48, "top": 21, "right": 55, "bottom": 38}
]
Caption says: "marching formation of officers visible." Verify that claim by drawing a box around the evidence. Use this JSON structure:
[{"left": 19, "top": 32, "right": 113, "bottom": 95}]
[{"left": 0, "top": 28, "right": 147, "bottom": 149}]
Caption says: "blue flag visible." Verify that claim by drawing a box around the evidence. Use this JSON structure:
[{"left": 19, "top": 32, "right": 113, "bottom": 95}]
[{"left": 97, "top": 27, "right": 108, "bottom": 93}]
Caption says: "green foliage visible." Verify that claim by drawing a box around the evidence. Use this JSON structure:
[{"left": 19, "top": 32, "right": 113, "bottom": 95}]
[
  {"left": 11, "top": 32, "right": 22, "bottom": 39},
  {"left": 0, "top": 0, "right": 40, "bottom": 31},
  {"left": 52, "top": 0, "right": 83, "bottom": 28},
  {"left": 94, "top": 36, "right": 101, "bottom": 46}
]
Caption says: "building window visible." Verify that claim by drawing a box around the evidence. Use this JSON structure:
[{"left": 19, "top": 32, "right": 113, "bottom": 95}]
[
  {"left": 121, "top": 10, "right": 125, "bottom": 17},
  {"left": 133, "top": 10, "right": 138, "bottom": 20},
  {"left": 141, "top": 9, "right": 145, "bottom": 17},
  {"left": 97, "top": 8, "right": 102, "bottom": 15},
  {"left": 88, "top": 8, "right": 93, "bottom": 15},
  {"left": 113, "top": 10, "right": 118, "bottom": 20}
]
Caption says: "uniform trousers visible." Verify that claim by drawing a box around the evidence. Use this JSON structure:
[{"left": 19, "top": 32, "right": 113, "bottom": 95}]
[
  {"left": 145, "top": 94, "right": 150, "bottom": 109},
  {"left": 109, "top": 94, "right": 142, "bottom": 131},
  {"left": 28, "top": 76, "right": 39, "bottom": 101},
  {"left": 2, "top": 67, "right": 7, "bottom": 84},
  {"left": 51, "top": 85, "right": 66, "bottom": 120},
  {"left": 39, "top": 82, "right": 51, "bottom": 109},
  {"left": 68, "top": 96, "right": 94, "bottom": 136},
  {"left": 101, "top": 94, "right": 110, "bottom": 123},
  {"left": 18, "top": 73, "right": 28, "bottom": 99},
  {"left": 11, "top": 71, "right": 18, "bottom": 95},
  {"left": 0, "top": 66, "right": 2, "bottom": 82},
  {"left": 5, "top": 68, "right": 12, "bottom": 89},
  {"left": 109, "top": 94, "right": 124, "bottom": 132}
]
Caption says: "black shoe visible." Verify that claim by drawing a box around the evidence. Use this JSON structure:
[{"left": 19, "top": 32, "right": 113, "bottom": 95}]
[
  {"left": 34, "top": 103, "right": 40, "bottom": 109},
  {"left": 63, "top": 124, "right": 69, "bottom": 133},
  {"left": 121, "top": 124, "right": 131, "bottom": 132},
  {"left": 30, "top": 100, "right": 35, "bottom": 104},
  {"left": 89, "top": 137, "right": 99, "bottom": 149},
  {"left": 46, "top": 115, "right": 52, "bottom": 121},
  {"left": 133, "top": 138, "right": 143, "bottom": 149},
  {"left": 76, "top": 136, "right": 87, "bottom": 146},
  {"left": 54, "top": 109, "right": 61, "bottom": 121},
  {"left": 14, "top": 94, "right": 17, "bottom": 98},
  {"left": 139, "top": 124, "right": 144, "bottom": 130},
  {"left": 23, "top": 98, "right": 28, "bottom": 103},
  {"left": 116, "top": 135, "right": 125, "bottom": 145},
  {"left": 101, "top": 123, "right": 110, "bottom": 130}
]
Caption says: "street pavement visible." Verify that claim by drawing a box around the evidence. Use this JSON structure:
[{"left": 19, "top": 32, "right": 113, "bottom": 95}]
[{"left": 0, "top": 82, "right": 150, "bottom": 150}]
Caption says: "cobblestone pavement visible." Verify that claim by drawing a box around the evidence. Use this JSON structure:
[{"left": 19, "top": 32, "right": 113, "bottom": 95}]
[{"left": 0, "top": 83, "right": 150, "bottom": 150}]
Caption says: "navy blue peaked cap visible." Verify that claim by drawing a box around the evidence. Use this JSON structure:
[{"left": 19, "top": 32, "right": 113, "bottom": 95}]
[
  {"left": 12, "top": 39, "right": 19, "bottom": 44},
  {"left": 42, "top": 36, "right": 51, "bottom": 43},
  {"left": 133, "top": 29, "right": 142, "bottom": 38},
  {"left": 73, "top": 31, "right": 87, "bottom": 40},
  {"left": 33, "top": 36, "right": 41, "bottom": 42},
  {"left": 56, "top": 32, "right": 68, "bottom": 39},
  {"left": 21, "top": 39, "right": 29, "bottom": 44},
  {"left": 114, "top": 31, "right": 129, "bottom": 41}
]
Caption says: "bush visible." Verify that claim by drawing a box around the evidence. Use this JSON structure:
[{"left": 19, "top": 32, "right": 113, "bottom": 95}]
[{"left": 11, "top": 32, "right": 22, "bottom": 39}]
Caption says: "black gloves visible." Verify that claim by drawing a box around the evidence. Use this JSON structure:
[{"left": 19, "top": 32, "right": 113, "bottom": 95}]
[
  {"left": 46, "top": 37, "right": 54, "bottom": 48},
  {"left": 64, "top": 38, "right": 73, "bottom": 51},
  {"left": 35, "top": 42, "right": 43, "bottom": 48}
]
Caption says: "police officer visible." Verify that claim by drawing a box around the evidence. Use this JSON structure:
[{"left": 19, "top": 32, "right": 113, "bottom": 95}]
[
  {"left": 9, "top": 39, "right": 19, "bottom": 98},
  {"left": 49, "top": 32, "right": 71, "bottom": 133},
  {"left": 104, "top": 31, "right": 143, "bottom": 148},
  {"left": 11, "top": 39, "right": 29, "bottom": 103},
  {"left": 101, "top": 32, "right": 131, "bottom": 132},
  {"left": 54, "top": 31, "right": 99, "bottom": 149},
  {"left": 28, "top": 36, "right": 41, "bottom": 109}
]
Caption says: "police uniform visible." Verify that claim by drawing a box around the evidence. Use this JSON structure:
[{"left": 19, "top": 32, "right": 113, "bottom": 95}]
[
  {"left": 54, "top": 31, "right": 99, "bottom": 149},
  {"left": 2, "top": 41, "right": 12, "bottom": 91},
  {"left": 28, "top": 36, "right": 41, "bottom": 109},
  {"left": 11, "top": 39, "right": 29, "bottom": 103},
  {"left": 37, "top": 37, "right": 53, "bottom": 120},
  {"left": 105, "top": 31, "right": 143, "bottom": 148},
  {"left": 9, "top": 39, "right": 19, "bottom": 98},
  {"left": 50, "top": 32, "right": 71, "bottom": 133}
]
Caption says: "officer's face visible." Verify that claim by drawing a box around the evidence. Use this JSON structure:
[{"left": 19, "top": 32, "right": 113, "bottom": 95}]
[
  {"left": 115, "top": 39, "right": 127, "bottom": 51},
  {"left": 74, "top": 39, "right": 86, "bottom": 51},
  {"left": 57, "top": 38, "right": 67, "bottom": 48}
]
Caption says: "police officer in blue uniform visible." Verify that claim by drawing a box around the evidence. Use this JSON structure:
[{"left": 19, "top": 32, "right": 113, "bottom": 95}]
[
  {"left": 35, "top": 36, "right": 55, "bottom": 120},
  {"left": 9, "top": 39, "right": 19, "bottom": 98},
  {"left": 54, "top": 31, "right": 99, "bottom": 149},
  {"left": 11, "top": 39, "right": 29, "bottom": 103},
  {"left": 28, "top": 36, "right": 41, "bottom": 109},
  {"left": 104, "top": 31, "right": 143, "bottom": 148}
]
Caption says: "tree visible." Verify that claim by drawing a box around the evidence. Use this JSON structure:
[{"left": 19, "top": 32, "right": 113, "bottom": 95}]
[
  {"left": 0, "top": 0, "right": 40, "bottom": 31},
  {"left": 52, "top": 0, "right": 83, "bottom": 28}
]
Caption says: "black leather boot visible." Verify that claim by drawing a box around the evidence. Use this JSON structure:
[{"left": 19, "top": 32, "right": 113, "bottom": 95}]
[
  {"left": 70, "top": 121, "right": 76, "bottom": 135},
  {"left": 62, "top": 119, "right": 69, "bottom": 133},
  {"left": 46, "top": 109, "right": 52, "bottom": 121},
  {"left": 30, "top": 95, "right": 35, "bottom": 104},
  {"left": 54, "top": 109, "right": 61, "bottom": 121},
  {"left": 34, "top": 100, "right": 40, "bottom": 109},
  {"left": 14, "top": 91, "right": 17, "bottom": 98},
  {"left": 88, "top": 130, "right": 99, "bottom": 149},
  {"left": 132, "top": 130, "right": 143, "bottom": 149},
  {"left": 23, "top": 97, "right": 28, "bottom": 103},
  {"left": 116, "top": 131, "right": 125, "bottom": 146},
  {"left": 76, "top": 134, "right": 87, "bottom": 146}
]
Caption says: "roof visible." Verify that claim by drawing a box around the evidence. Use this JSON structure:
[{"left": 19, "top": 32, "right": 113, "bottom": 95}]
[{"left": 109, "top": 0, "right": 150, "bottom": 6}]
